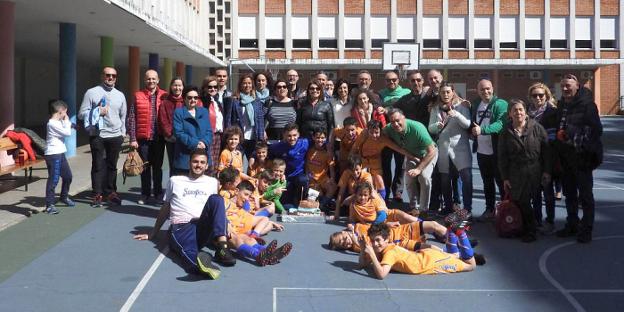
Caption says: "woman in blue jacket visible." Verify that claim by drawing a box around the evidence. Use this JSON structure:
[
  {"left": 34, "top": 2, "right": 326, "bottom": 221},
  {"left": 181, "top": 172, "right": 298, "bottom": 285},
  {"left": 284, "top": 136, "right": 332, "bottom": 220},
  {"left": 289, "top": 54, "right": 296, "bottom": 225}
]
[{"left": 172, "top": 86, "right": 212, "bottom": 175}]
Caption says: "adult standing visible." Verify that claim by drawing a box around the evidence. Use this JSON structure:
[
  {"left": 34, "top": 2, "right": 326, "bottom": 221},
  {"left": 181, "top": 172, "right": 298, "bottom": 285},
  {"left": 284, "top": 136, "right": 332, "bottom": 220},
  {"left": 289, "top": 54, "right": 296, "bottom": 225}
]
[
  {"left": 427, "top": 82, "right": 473, "bottom": 215},
  {"left": 554, "top": 74, "right": 603, "bottom": 243},
  {"left": 422, "top": 69, "right": 444, "bottom": 211},
  {"left": 325, "top": 79, "right": 335, "bottom": 98},
  {"left": 254, "top": 71, "right": 273, "bottom": 106},
  {"left": 128, "top": 69, "right": 167, "bottom": 205},
  {"left": 352, "top": 70, "right": 382, "bottom": 105},
  {"left": 79, "top": 67, "right": 127, "bottom": 207},
  {"left": 384, "top": 108, "right": 438, "bottom": 218},
  {"left": 264, "top": 79, "right": 296, "bottom": 141},
  {"left": 158, "top": 77, "right": 187, "bottom": 176},
  {"left": 296, "top": 80, "right": 335, "bottom": 139},
  {"left": 527, "top": 82, "right": 559, "bottom": 234},
  {"left": 215, "top": 67, "right": 232, "bottom": 104},
  {"left": 223, "top": 73, "right": 265, "bottom": 159},
  {"left": 379, "top": 71, "right": 410, "bottom": 202},
  {"left": 286, "top": 69, "right": 305, "bottom": 100},
  {"left": 315, "top": 71, "right": 332, "bottom": 101},
  {"left": 331, "top": 78, "right": 352, "bottom": 126},
  {"left": 393, "top": 71, "right": 430, "bottom": 125},
  {"left": 172, "top": 86, "right": 212, "bottom": 176},
  {"left": 200, "top": 76, "right": 225, "bottom": 175},
  {"left": 471, "top": 79, "right": 508, "bottom": 222},
  {"left": 498, "top": 99, "right": 552, "bottom": 243}
]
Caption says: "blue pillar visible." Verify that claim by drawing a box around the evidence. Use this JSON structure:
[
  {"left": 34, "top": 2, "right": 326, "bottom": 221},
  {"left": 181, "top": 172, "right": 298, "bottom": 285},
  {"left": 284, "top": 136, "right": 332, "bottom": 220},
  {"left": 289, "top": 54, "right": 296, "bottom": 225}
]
[
  {"left": 59, "top": 22, "right": 76, "bottom": 157},
  {"left": 148, "top": 53, "right": 159, "bottom": 72},
  {"left": 185, "top": 65, "right": 193, "bottom": 86}
]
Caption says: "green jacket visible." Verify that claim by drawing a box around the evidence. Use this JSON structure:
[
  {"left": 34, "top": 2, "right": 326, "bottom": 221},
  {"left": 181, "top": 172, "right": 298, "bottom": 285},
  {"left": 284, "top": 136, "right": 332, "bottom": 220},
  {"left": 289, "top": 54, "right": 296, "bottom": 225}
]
[{"left": 470, "top": 96, "right": 508, "bottom": 135}]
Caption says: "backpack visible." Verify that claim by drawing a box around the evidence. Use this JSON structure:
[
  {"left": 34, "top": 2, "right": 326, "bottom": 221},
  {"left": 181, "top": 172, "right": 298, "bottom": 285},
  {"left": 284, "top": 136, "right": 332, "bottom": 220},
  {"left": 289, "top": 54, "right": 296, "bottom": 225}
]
[
  {"left": 122, "top": 149, "right": 145, "bottom": 184},
  {"left": 495, "top": 195, "right": 523, "bottom": 238}
]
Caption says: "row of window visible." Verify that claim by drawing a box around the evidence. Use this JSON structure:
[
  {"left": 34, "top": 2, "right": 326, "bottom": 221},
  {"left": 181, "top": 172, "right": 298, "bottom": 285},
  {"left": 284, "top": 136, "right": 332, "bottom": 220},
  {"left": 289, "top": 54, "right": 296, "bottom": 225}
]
[{"left": 239, "top": 39, "right": 618, "bottom": 49}]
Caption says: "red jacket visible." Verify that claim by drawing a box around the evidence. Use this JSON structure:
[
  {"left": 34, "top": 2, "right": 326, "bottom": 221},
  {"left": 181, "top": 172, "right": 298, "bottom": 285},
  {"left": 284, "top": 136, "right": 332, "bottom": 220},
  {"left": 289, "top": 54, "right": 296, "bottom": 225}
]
[
  {"left": 129, "top": 88, "right": 166, "bottom": 141},
  {"left": 158, "top": 94, "right": 204, "bottom": 138},
  {"left": 351, "top": 106, "right": 386, "bottom": 129}
]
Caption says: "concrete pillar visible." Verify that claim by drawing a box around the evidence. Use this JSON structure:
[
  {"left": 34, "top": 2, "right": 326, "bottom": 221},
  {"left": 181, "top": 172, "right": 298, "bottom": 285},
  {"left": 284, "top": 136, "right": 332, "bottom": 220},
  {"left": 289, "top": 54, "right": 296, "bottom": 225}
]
[
  {"left": 0, "top": 1, "right": 14, "bottom": 166},
  {"left": 59, "top": 23, "right": 77, "bottom": 157},
  {"left": 185, "top": 65, "right": 193, "bottom": 86},
  {"left": 148, "top": 53, "right": 159, "bottom": 72},
  {"left": 176, "top": 61, "right": 185, "bottom": 78},
  {"left": 163, "top": 58, "right": 173, "bottom": 90},
  {"left": 129, "top": 46, "right": 140, "bottom": 94},
  {"left": 100, "top": 36, "right": 114, "bottom": 68}
]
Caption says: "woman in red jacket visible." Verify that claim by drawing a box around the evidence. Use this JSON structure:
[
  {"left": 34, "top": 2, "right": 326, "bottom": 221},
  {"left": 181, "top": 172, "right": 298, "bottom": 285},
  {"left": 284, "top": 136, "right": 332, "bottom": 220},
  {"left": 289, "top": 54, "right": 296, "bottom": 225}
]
[
  {"left": 158, "top": 77, "right": 186, "bottom": 175},
  {"left": 351, "top": 89, "right": 386, "bottom": 129}
]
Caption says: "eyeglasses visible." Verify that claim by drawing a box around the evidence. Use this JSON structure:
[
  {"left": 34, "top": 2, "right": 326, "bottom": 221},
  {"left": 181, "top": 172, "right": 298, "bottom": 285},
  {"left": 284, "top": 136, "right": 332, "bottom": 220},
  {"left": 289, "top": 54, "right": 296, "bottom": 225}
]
[
  {"left": 206, "top": 85, "right": 218, "bottom": 90},
  {"left": 386, "top": 78, "right": 398, "bottom": 83},
  {"left": 276, "top": 85, "right": 288, "bottom": 89},
  {"left": 308, "top": 87, "right": 321, "bottom": 91},
  {"left": 104, "top": 73, "right": 117, "bottom": 78},
  {"left": 186, "top": 96, "right": 200, "bottom": 100},
  {"left": 411, "top": 78, "right": 423, "bottom": 82},
  {"left": 531, "top": 93, "right": 546, "bottom": 98}
]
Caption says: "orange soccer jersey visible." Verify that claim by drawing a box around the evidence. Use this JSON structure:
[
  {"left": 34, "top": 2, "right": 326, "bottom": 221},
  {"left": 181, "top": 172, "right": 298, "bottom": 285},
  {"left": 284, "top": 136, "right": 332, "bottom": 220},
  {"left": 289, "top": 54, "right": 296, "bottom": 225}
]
[
  {"left": 248, "top": 159, "right": 272, "bottom": 178},
  {"left": 349, "top": 196, "right": 388, "bottom": 223},
  {"left": 333, "top": 127, "right": 363, "bottom": 165},
  {"left": 351, "top": 222, "right": 425, "bottom": 252},
  {"left": 338, "top": 169, "right": 374, "bottom": 195},
  {"left": 218, "top": 148, "right": 244, "bottom": 173},
  {"left": 380, "top": 245, "right": 467, "bottom": 275},
  {"left": 224, "top": 197, "right": 255, "bottom": 234},
  {"left": 306, "top": 147, "right": 334, "bottom": 185},
  {"left": 351, "top": 132, "right": 394, "bottom": 176}
]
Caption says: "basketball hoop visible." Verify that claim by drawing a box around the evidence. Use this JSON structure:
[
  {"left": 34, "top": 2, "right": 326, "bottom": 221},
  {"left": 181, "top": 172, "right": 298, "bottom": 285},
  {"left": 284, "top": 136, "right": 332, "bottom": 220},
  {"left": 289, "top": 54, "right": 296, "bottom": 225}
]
[
  {"left": 382, "top": 43, "right": 420, "bottom": 82},
  {"left": 396, "top": 64, "right": 407, "bottom": 81},
  {"left": 268, "top": 67, "right": 280, "bottom": 79}
]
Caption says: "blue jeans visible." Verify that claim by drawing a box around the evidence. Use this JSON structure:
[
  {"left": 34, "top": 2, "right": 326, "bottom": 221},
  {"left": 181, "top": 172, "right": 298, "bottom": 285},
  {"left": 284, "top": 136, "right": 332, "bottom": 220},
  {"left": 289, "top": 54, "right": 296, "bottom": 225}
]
[
  {"left": 441, "top": 163, "right": 473, "bottom": 212},
  {"left": 44, "top": 153, "right": 72, "bottom": 206},
  {"left": 282, "top": 173, "right": 309, "bottom": 207}
]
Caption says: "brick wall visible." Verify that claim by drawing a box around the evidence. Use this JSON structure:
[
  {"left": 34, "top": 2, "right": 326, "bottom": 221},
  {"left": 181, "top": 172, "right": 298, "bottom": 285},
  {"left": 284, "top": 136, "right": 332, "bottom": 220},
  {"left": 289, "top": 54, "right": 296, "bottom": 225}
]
[
  {"left": 371, "top": 50, "right": 383, "bottom": 59},
  {"left": 345, "top": 50, "right": 366, "bottom": 58},
  {"left": 601, "top": 51, "right": 620, "bottom": 59},
  {"left": 601, "top": 0, "right": 619, "bottom": 15},
  {"left": 292, "top": 51, "right": 313, "bottom": 59},
  {"left": 397, "top": 0, "right": 417, "bottom": 15},
  {"left": 526, "top": 51, "right": 546, "bottom": 58},
  {"left": 318, "top": 0, "right": 339, "bottom": 14},
  {"left": 292, "top": 0, "right": 312, "bottom": 14},
  {"left": 239, "top": 0, "right": 259, "bottom": 14},
  {"left": 423, "top": 51, "right": 443, "bottom": 59},
  {"left": 345, "top": 0, "right": 364, "bottom": 14},
  {"left": 475, "top": 0, "right": 494, "bottom": 14},
  {"left": 525, "top": 0, "right": 544, "bottom": 15},
  {"left": 371, "top": 0, "right": 391, "bottom": 14},
  {"left": 266, "top": 0, "right": 285, "bottom": 14},
  {"left": 238, "top": 50, "right": 260, "bottom": 58},
  {"left": 576, "top": 51, "right": 595, "bottom": 59},
  {"left": 500, "top": 0, "right": 519, "bottom": 15},
  {"left": 551, "top": 51, "right": 571, "bottom": 58},
  {"left": 449, "top": 0, "right": 468, "bottom": 15},
  {"left": 576, "top": 0, "right": 594, "bottom": 15},
  {"left": 449, "top": 50, "right": 469, "bottom": 59},
  {"left": 423, "top": 0, "right": 442, "bottom": 14},
  {"left": 475, "top": 50, "right": 495, "bottom": 58},
  {"left": 318, "top": 50, "right": 339, "bottom": 59},
  {"left": 550, "top": 0, "right": 569, "bottom": 16},
  {"left": 599, "top": 64, "right": 621, "bottom": 114},
  {"left": 266, "top": 51, "right": 286, "bottom": 59},
  {"left": 501, "top": 50, "right": 520, "bottom": 58}
]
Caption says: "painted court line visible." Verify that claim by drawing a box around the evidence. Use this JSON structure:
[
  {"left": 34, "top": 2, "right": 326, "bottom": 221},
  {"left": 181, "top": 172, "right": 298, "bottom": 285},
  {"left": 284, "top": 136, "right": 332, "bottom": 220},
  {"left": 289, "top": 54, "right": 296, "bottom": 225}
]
[
  {"left": 539, "top": 235, "right": 624, "bottom": 312},
  {"left": 120, "top": 247, "right": 169, "bottom": 312}
]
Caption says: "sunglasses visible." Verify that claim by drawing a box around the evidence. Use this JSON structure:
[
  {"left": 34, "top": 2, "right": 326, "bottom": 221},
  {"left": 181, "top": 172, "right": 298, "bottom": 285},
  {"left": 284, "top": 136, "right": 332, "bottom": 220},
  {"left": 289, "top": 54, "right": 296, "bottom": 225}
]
[
  {"left": 309, "top": 87, "right": 321, "bottom": 91},
  {"left": 386, "top": 78, "right": 398, "bottom": 83},
  {"left": 411, "top": 78, "right": 423, "bottom": 82},
  {"left": 186, "top": 96, "right": 200, "bottom": 100},
  {"left": 276, "top": 85, "right": 288, "bottom": 89},
  {"left": 206, "top": 85, "right": 218, "bottom": 90},
  {"left": 531, "top": 93, "right": 546, "bottom": 98},
  {"left": 104, "top": 73, "right": 117, "bottom": 78}
]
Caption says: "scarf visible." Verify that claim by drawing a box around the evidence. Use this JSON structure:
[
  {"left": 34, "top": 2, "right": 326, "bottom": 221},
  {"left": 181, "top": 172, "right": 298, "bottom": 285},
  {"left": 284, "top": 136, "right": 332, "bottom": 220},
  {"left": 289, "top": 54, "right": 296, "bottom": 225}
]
[
  {"left": 356, "top": 104, "right": 373, "bottom": 128},
  {"left": 529, "top": 104, "right": 547, "bottom": 122},
  {"left": 256, "top": 88, "right": 270, "bottom": 104},
  {"left": 240, "top": 93, "right": 255, "bottom": 127}
]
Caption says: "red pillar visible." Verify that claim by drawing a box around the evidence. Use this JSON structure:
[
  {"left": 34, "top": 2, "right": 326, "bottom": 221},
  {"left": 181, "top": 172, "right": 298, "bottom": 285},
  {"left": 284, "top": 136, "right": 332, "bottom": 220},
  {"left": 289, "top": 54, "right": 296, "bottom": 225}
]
[
  {"left": 176, "top": 61, "right": 185, "bottom": 80},
  {"left": 0, "top": 1, "right": 15, "bottom": 166}
]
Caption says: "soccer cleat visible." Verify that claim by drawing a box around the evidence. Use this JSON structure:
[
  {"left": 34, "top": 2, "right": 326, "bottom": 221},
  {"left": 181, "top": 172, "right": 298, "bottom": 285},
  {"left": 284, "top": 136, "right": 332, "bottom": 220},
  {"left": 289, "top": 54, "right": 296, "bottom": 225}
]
[
  {"left": 196, "top": 251, "right": 221, "bottom": 279},
  {"left": 444, "top": 210, "right": 471, "bottom": 233},
  {"left": 214, "top": 244, "right": 236, "bottom": 267},
  {"left": 264, "top": 240, "right": 278, "bottom": 254},
  {"left": 91, "top": 194, "right": 103, "bottom": 208},
  {"left": 474, "top": 253, "right": 487, "bottom": 266},
  {"left": 252, "top": 235, "right": 266, "bottom": 246},
  {"left": 255, "top": 246, "right": 278, "bottom": 266},
  {"left": 60, "top": 197, "right": 75, "bottom": 207},
  {"left": 270, "top": 242, "right": 293, "bottom": 263},
  {"left": 45, "top": 205, "right": 59, "bottom": 215},
  {"left": 107, "top": 192, "right": 122, "bottom": 205}
]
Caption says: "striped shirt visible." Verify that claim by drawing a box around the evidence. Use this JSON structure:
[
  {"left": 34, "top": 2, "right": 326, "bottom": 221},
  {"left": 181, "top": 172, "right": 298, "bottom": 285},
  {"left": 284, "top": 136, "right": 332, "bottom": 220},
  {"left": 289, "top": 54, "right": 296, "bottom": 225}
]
[{"left": 265, "top": 99, "right": 296, "bottom": 139}]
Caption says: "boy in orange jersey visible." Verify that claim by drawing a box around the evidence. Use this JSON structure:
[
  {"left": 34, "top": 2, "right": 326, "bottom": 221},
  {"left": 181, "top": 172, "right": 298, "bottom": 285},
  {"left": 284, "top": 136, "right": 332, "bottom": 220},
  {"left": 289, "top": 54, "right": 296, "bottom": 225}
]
[
  {"left": 351, "top": 120, "right": 419, "bottom": 200},
  {"left": 219, "top": 167, "right": 274, "bottom": 217},
  {"left": 225, "top": 180, "right": 284, "bottom": 238},
  {"left": 329, "top": 117, "right": 363, "bottom": 173},
  {"left": 247, "top": 141, "right": 272, "bottom": 178},
  {"left": 332, "top": 155, "right": 374, "bottom": 219},
  {"left": 306, "top": 128, "right": 337, "bottom": 209},
  {"left": 359, "top": 223, "right": 481, "bottom": 279},
  {"left": 218, "top": 126, "right": 254, "bottom": 181},
  {"left": 348, "top": 182, "right": 420, "bottom": 225}
]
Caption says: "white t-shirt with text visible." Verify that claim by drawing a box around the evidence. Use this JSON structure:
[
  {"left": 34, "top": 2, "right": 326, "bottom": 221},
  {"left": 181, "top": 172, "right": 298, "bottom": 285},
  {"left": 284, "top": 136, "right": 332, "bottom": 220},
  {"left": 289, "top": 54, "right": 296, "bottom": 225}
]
[{"left": 164, "top": 175, "right": 219, "bottom": 224}]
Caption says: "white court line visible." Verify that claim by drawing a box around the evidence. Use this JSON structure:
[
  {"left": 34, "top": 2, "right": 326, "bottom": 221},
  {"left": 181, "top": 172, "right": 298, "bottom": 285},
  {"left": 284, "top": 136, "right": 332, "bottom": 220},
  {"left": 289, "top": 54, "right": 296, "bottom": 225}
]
[
  {"left": 538, "top": 235, "right": 624, "bottom": 312},
  {"left": 120, "top": 247, "right": 169, "bottom": 312},
  {"left": 604, "top": 153, "right": 624, "bottom": 158},
  {"left": 594, "top": 182, "right": 624, "bottom": 191}
]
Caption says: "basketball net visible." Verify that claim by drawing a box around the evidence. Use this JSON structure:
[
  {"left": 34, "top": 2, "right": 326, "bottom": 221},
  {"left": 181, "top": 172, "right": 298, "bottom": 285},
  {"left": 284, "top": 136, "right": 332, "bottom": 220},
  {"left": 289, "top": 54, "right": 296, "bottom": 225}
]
[{"left": 396, "top": 64, "right": 407, "bottom": 81}]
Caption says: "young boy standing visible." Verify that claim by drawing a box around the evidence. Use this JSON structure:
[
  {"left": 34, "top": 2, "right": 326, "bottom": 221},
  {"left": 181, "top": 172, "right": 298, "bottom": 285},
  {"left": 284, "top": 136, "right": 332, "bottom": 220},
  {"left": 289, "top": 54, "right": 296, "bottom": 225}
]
[
  {"left": 329, "top": 117, "right": 362, "bottom": 172},
  {"left": 44, "top": 100, "right": 75, "bottom": 214},
  {"left": 306, "top": 128, "right": 337, "bottom": 208}
]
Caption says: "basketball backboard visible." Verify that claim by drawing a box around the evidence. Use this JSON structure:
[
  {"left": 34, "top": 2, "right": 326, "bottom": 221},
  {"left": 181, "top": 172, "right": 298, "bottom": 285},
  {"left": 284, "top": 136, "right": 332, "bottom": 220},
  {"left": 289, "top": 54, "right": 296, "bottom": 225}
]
[{"left": 382, "top": 43, "right": 420, "bottom": 71}]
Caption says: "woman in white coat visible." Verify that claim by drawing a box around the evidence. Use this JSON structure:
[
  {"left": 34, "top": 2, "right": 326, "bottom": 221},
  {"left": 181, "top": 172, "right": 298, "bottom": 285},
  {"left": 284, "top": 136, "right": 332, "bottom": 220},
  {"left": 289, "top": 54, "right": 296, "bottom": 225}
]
[{"left": 428, "top": 81, "right": 473, "bottom": 214}]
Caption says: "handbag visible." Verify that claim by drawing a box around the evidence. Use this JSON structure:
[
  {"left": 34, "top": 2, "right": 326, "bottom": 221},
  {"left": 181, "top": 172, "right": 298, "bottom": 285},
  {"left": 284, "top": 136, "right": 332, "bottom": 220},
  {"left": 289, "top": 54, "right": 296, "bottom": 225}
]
[{"left": 122, "top": 149, "right": 145, "bottom": 184}]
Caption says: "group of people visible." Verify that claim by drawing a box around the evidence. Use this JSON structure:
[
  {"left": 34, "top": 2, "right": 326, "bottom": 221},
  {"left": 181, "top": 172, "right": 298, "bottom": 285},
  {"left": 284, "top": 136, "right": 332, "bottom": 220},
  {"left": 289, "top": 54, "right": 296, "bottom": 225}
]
[{"left": 42, "top": 64, "right": 603, "bottom": 279}]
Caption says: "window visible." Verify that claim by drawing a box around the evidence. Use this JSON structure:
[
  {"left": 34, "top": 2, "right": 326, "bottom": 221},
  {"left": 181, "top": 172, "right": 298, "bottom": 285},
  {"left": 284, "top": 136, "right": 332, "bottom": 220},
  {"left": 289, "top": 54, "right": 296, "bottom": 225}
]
[
  {"left": 575, "top": 17, "right": 592, "bottom": 49},
  {"left": 346, "top": 40, "right": 364, "bottom": 49},
  {"left": 217, "top": 10, "right": 223, "bottom": 22},
  {"left": 239, "top": 39, "right": 258, "bottom": 48},
  {"left": 210, "top": 33, "right": 215, "bottom": 45},
  {"left": 422, "top": 16, "right": 440, "bottom": 49},
  {"left": 266, "top": 39, "right": 285, "bottom": 49},
  {"left": 448, "top": 17, "right": 466, "bottom": 49},
  {"left": 217, "top": 0, "right": 223, "bottom": 5},
  {"left": 218, "top": 41, "right": 223, "bottom": 51},
  {"left": 209, "top": 2, "right": 215, "bottom": 13},
  {"left": 225, "top": 33, "right": 231, "bottom": 45},
  {"left": 398, "top": 39, "right": 416, "bottom": 43},
  {"left": 318, "top": 16, "right": 337, "bottom": 49},
  {"left": 218, "top": 25, "right": 223, "bottom": 36},
  {"left": 524, "top": 17, "right": 542, "bottom": 49},
  {"left": 224, "top": 2, "right": 230, "bottom": 13},
  {"left": 225, "top": 49, "right": 231, "bottom": 59},
  {"left": 449, "top": 39, "right": 466, "bottom": 49},
  {"left": 292, "top": 16, "right": 310, "bottom": 48},
  {"left": 499, "top": 17, "right": 517, "bottom": 49},
  {"left": 397, "top": 17, "right": 414, "bottom": 41},
  {"left": 210, "top": 18, "right": 215, "bottom": 29},
  {"left": 371, "top": 17, "right": 389, "bottom": 49},
  {"left": 210, "top": 48, "right": 216, "bottom": 55},
  {"left": 345, "top": 16, "right": 363, "bottom": 49},
  {"left": 525, "top": 40, "right": 542, "bottom": 49},
  {"left": 600, "top": 17, "right": 617, "bottom": 48},
  {"left": 293, "top": 39, "right": 311, "bottom": 49},
  {"left": 319, "top": 39, "right": 338, "bottom": 49},
  {"left": 265, "top": 16, "right": 284, "bottom": 44},
  {"left": 550, "top": 17, "right": 567, "bottom": 49},
  {"left": 474, "top": 17, "right": 491, "bottom": 49},
  {"left": 238, "top": 16, "right": 257, "bottom": 44},
  {"left": 225, "top": 18, "right": 231, "bottom": 30}
]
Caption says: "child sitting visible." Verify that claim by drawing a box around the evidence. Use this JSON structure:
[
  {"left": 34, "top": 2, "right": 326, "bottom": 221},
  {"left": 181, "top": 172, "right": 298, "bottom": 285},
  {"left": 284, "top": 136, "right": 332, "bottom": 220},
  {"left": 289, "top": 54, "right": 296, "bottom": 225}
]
[
  {"left": 43, "top": 100, "right": 75, "bottom": 214},
  {"left": 225, "top": 180, "right": 284, "bottom": 239},
  {"left": 218, "top": 126, "right": 253, "bottom": 181},
  {"left": 219, "top": 167, "right": 273, "bottom": 217},
  {"left": 305, "top": 128, "right": 337, "bottom": 209},
  {"left": 348, "top": 181, "right": 420, "bottom": 225},
  {"left": 359, "top": 223, "right": 481, "bottom": 279},
  {"left": 333, "top": 155, "right": 374, "bottom": 219},
  {"left": 247, "top": 141, "right": 271, "bottom": 178},
  {"left": 257, "top": 170, "right": 285, "bottom": 215},
  {"left": 329, "top": 117, "right": 362, "bottom": 173}
]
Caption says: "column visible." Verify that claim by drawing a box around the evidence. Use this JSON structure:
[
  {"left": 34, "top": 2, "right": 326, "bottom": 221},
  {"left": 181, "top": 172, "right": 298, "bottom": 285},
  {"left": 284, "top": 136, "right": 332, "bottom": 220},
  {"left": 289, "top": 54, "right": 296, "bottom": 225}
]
[
  {"left": 593, "top": 0, "right": 600, "bottom": 58},
  {"left": 494, "top": 0, "right": 500, "bottom": 58},
  {"left": 569, "top": 0, "right": 575, "bottom": 59},
  {"left": 258, "top": 0, "right": 266, "bottom": 57},
  {"left": 468, "top": 0, "right": 474, "bottom": 58},
  {"left": 129, "top": 46, "right": 140, "bottom": 95},
  {"left": 416, "top": 0, "right": 423, "bottom": 47},
  {"left": 59, "top": 23, "right": 77, "bottom": 157},
  {"left": 185, "top": 65, "right": 193, "bottom": 86},
  {"left": 544, "top": 0, "right": 551, "bottom": 58},
  {"left": 390, "top": 0, "right": 397, "bottom": 42},
  {"left": 519, "top": 0, "right": 525, "bottom": 58},
  {"left": 100, "top": 36, "right": 114, "bottom": 68},
  {"left": 311, "top": 0, "right": 319, "bottom": 59},
  {"left": 0, "top": 1, "right": 14, "bottom": 165},
  {"left": 176, "top": 61, "right": 185, "bottom": 78},
  {"left": 148, "top": 53, "right": 159, "bottom": 72},
  {"left": 163, "top": 58, "right": 173, "bottom": 90},
  {"left": 285, "top": 0, "right": 293, "bottom": 59},
  {"left": 364, "top": 0, "right": 371, "bottom": 59},
  {"left": 338, "top": 0, "right": 345, "bottom": 58}
]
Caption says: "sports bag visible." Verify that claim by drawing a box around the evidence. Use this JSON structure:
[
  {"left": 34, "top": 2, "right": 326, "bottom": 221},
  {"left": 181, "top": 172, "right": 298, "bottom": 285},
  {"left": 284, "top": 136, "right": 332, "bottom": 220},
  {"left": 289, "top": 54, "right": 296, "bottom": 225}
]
[
  {"left": 122, "top": 149, "right": 145, "bottom": 184},
  {"left": 495, "top": 194, "right": 523, "bottom": 238}
]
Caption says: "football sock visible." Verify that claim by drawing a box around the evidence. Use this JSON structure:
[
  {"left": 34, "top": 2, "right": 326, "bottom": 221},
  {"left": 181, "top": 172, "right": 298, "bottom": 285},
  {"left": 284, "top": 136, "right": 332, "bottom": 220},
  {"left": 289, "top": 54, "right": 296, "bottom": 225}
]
[
  {"left": 378, "top": 189, "right": 387, "bottom": 200},
  {"left": 446, "top": 231, "right": 459, "bottom": 255},
  {"left": 237, "top": 244, "right": 259, "bottom": 258},
  {"left": 457, "top": 231, "right": 474, "bottom": 260},
  {"left": 252, "top": 244, "right": 266, "bottom": 252}
]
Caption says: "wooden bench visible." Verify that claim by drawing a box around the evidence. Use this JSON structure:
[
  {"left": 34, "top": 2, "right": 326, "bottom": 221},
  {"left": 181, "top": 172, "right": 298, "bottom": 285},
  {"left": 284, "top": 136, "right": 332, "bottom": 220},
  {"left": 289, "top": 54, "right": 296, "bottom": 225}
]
[{"left": 0, "top": 137, "right": 43, "bottom": 191}]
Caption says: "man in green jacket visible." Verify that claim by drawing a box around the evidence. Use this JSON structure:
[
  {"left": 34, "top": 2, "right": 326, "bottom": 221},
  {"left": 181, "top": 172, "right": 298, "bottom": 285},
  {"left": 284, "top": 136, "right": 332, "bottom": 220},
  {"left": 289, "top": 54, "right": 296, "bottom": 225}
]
[{"left": 470, "top": 79, "right": 508, "bottom": 221}]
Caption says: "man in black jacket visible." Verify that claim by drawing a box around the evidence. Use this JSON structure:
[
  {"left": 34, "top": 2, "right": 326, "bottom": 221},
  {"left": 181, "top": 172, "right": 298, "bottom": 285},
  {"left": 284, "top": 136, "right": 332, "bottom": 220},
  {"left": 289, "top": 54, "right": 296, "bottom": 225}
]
[
  {"left": 554, "top": 74, "right": 603, "bottom": 243},
  {"left": 393, "top": 70, "right": 430, "bottom": 125}
]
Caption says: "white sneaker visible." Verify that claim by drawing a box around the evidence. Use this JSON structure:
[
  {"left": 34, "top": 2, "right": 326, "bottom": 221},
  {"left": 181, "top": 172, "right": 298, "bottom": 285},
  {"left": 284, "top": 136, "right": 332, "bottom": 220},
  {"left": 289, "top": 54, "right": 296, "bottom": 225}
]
[{"left": 137, "top": 195, "right": 148, "bottom": 205}]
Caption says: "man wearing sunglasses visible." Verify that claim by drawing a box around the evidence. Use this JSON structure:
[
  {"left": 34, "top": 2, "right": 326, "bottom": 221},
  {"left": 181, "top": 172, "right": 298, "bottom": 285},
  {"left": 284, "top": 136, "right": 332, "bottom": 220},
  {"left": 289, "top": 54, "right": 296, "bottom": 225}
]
[
  {"left": 392, "top": 71, "right": 430, "bottom": 125},
  {"left": 128, "top": 70, "right": 167, "bottom": 205},
  {"left": 79, "top": 67, "right": 127, "bottom": 207}
]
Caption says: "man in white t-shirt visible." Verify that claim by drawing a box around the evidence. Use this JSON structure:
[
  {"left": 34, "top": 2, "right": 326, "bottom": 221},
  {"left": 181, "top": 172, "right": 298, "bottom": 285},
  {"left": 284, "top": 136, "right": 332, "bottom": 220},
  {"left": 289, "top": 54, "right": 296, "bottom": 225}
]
[
  {"left": 470, "top": 79, "right": 508, "bottom": 221},
  {"left": 134, "top": 149, "right": 235, "bottom": 278}
]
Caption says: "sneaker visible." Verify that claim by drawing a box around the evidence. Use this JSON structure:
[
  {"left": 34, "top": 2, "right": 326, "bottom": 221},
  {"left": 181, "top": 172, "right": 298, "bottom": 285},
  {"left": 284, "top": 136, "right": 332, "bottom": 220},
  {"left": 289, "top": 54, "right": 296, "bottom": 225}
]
[
  {"left": 153, "top": 194, "right": 164, "bottom": 205},
  {"left": 474, "top": 253, "right": 487, "bottom": 266},
  {"left": 137, "top": 195, "right": 148, "bottom": 205},
  {"left": 60, "top": 197, "right": 75, "bottom": 207},
  {"left": 444, "top": 211, "right": 471, "bottom": 232},
  {"left": 255, "top": 246, "right": 278, "bottom": 266},
  {"left": 264, "top": 240, "right": 278, "bottom": 254},
  {"left": 107, "top": 192, "right": 122, "bottom": 205},
  {"left": 45, "top": 205, "right": 59, "bottom": 215},
  {"left": 271, "top": 242, "right": 293, "bottom": 263},
  {"left": 196, "top": 251, "right": 221, "bottom": 279},
  {"left": 556, "top": 224, "right": 578, "bottom": 238},
  {"left": 91, "top": 194, "right": 103, "bottom": 208},
  {"left": 477, "top": 210, "right": 495, "bottom": 223},
  {"left": 577, "top": 230, "right": 592, "bottom": 243},
  {"left": 538, "top": 222, "right": 556, "bottom": 235},
  {"left": 555, "top": 192, "right": 563, "bottom": 200},
  {"left": 214, "top": 244, "right": 236, "bottom": 267},
  {"left": 521, "top": 233, "right": 537, "bottom": 243}
]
